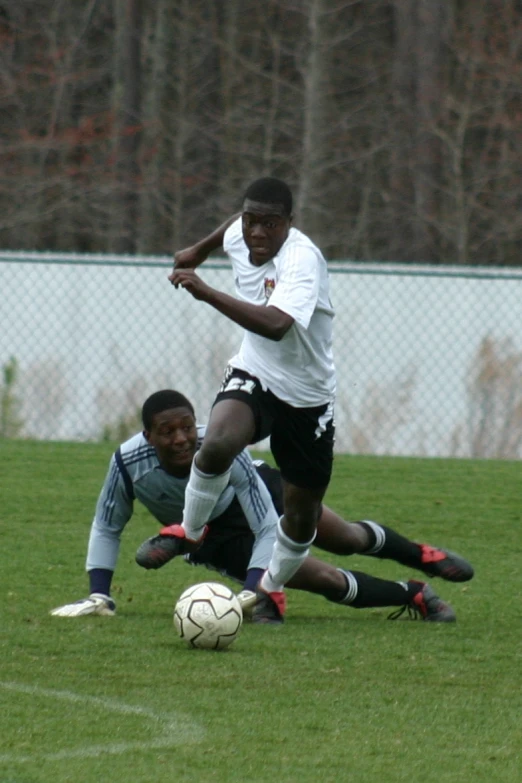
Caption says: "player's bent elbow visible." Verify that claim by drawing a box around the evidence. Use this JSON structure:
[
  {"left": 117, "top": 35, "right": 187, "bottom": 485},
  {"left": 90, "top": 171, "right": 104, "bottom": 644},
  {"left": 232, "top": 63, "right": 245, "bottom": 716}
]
[
  {"left": 268, "top": 327, "right": 288, "bottom": 342},
  {"left": 265, "top": 307, "right": 294, "bottom": 341},
  {"left": 258, "top": 324, "right": 288, "bottom": 341}
]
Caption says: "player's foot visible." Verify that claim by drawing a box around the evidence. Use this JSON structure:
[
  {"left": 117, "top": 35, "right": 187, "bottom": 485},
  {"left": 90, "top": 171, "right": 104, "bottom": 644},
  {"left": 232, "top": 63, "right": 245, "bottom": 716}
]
[
  {"left": 418, "top": 545, "right": 474, "bottom": 582},
  {"left": 388, "top": 581, "right": 456, "bottom": 622},
  {"left": 252, "top": 585, "right": 286, "bottom": 625},
  {"left": 236, "top": 590, "right": 257, "bottom": 615},
  {"left": 135, "top": 529, "right": 184, "bottom": 569}
]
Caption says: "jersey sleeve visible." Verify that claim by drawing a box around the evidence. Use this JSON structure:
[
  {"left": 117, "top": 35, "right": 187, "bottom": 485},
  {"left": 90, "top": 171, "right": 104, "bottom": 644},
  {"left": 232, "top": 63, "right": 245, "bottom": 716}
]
[
  {"left": 85, "top": 454, "right": 135, "bottom": 572},
  {"left": 268, "top": 245, "right": 320, "bottom": 329},
  {"left": 228, "top": 450, "right": 279, "bottom": 572},
  {"left": 228, "top": 451, "right": 279, "bottom": 535}
]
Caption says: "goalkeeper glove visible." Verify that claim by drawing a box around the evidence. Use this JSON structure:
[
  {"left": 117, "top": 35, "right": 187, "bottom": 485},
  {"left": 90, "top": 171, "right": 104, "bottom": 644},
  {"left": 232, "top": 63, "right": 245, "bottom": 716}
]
[
  {"left": 135, "top": 523, "right": 208, "bottom": 570},
  {"left": 50, "top": 593, "right": 116, "bottom": 617}
]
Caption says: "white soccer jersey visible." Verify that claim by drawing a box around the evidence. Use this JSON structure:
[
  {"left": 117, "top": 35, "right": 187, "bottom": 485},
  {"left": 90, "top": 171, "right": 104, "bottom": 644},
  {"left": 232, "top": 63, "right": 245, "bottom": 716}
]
[
  {"left": 223, "top": 217, "right": 336, "bottom": 407},
  {"left": 86, "top": 427, "right": 278, "bottom": 573}
]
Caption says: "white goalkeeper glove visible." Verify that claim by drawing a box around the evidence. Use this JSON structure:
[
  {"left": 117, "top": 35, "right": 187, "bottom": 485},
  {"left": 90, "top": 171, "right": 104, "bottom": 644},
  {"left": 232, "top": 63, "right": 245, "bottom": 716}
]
[
  {"left": 50, "top": 593, "right": 116, "bottom": 617},
  {"left": 236, "top": 590, "right": 256, "bottom": 616}
]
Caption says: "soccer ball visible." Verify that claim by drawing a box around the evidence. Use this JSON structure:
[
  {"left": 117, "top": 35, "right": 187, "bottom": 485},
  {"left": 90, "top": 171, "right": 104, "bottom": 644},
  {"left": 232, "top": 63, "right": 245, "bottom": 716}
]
[{"left": 174, "top": 582, "right": 243, "bottom": 650}]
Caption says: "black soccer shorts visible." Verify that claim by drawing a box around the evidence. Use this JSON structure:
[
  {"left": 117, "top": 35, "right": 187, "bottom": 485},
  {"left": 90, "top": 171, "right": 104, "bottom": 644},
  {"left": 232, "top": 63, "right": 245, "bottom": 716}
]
[{"left": 214, "top": 366, "right": 335, "bottom": 490}]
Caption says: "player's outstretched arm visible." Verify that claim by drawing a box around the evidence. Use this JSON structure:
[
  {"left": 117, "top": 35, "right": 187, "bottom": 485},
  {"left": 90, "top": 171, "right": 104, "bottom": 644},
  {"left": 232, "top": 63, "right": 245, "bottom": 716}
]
[
  {"left": 170, "top": 269, "right": 294, "bottom": 341},
  {"left": 170, "top": 213, "right": 240, "bottom": 272},
  {"left": 50, "top": 593, "right": 116, "bottom": 617},
  {"left": 50, "top": 450, "right": 134, "bottom": 618}
]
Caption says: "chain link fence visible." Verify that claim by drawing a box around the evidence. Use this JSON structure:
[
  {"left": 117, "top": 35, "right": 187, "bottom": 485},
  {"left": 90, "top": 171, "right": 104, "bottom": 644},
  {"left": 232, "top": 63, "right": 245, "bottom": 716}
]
[{"left": 2, "top": 251, "right": 522, "bottom": 458}]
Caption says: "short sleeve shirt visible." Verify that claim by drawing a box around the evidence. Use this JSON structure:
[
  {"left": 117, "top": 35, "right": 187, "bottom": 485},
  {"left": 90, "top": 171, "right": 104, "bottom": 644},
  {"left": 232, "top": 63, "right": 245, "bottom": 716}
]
[{"left": 223, "top": 217, "right": 336, "bottom": 407}]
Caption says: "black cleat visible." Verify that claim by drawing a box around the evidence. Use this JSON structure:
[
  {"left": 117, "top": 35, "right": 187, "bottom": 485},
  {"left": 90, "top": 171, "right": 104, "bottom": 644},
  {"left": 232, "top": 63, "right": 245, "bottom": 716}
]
[
  {"left": 418, "top": 545, "right": 474, "bottom": 582},
  {"left": 252, "top": 587, "right": 286, "bottom": 625},
  {"left": 388, "top": 581, "right": 456, "bottom": 623},
  {"left": 135, "top": 533, "right": 184, "bottom": 569}
]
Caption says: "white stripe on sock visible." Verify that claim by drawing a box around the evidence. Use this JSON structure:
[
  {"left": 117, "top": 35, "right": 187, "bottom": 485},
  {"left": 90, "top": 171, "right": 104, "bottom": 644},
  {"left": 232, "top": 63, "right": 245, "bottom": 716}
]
[
  {"left": 362, "top": 520, "right": 386, "bottom": 554},
  {"left": 337, "top": 569, "right": 359, "bottom": 605}
]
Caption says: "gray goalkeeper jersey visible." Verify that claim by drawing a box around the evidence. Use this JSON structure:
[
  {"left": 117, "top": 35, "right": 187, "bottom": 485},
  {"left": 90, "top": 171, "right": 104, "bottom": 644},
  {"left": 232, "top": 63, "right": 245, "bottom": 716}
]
[{"left": 86, "top": 427, "right": 279, "bottom": 574}]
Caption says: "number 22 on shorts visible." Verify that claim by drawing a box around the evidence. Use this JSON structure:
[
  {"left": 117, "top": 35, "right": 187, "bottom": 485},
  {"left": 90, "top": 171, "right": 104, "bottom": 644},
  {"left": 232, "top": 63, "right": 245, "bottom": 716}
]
[{"left": 221, "top": 376, "right": 256, "bottom": 395}]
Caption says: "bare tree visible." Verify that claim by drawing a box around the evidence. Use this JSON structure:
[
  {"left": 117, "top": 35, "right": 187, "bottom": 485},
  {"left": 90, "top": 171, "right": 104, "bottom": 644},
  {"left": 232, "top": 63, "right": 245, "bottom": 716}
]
[
  {"left": 0, "top": 1, "right": 116, "bottom": 251},
  {"left": 434, "top": 0, "right": 522, "bottom": 266},
  {"left": 388, "top": 0, "right": 448, "bottom": 262},
  {"left": 294, "top": 0, "right": 331, "bottom": 243},
  {"left": 0, "top": 0, "right": 521, "bottom": 263},
  {"left": 111, "top": 0, "right": 143, "bottom": 253}
]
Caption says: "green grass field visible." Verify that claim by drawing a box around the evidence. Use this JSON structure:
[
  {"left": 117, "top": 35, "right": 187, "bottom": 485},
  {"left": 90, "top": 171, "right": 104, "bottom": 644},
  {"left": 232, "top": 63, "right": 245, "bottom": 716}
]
[{"left": 1, "top": 441, "right": 521, "bottom": 783}]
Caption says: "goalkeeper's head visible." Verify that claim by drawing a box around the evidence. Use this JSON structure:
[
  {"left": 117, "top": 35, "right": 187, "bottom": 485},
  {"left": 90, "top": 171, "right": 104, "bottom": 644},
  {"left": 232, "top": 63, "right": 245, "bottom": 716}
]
[
  {"left": 142, "top": 389, "right": 197, "bottom": 478},
  {"left": 142, "top": 389, "right": 194, "bottom": 429}
]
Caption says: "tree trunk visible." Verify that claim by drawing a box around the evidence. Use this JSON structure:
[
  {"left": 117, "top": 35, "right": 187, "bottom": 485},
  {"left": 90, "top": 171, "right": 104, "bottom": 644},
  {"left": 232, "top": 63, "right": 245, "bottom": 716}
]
[
  {"left": 412, "top": 0, "right": 447, "bottom": 261},
  {"left": 112, "top": 0, "right": 142, "bottom": 254},
  {"left": 295, "top": 0, "right": 331, "bottom": 246}
]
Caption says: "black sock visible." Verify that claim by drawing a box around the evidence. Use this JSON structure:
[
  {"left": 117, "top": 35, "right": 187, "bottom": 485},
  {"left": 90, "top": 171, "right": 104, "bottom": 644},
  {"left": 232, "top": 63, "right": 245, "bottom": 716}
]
[
  {"left": 330, "top": 569, "right": 421, "bottom": 608},
  {"left": 359, "top": 521, "right": 422, "bottom": 569},
  {"left": 89, "top": 568, "right": 113, "bottom": 596}
]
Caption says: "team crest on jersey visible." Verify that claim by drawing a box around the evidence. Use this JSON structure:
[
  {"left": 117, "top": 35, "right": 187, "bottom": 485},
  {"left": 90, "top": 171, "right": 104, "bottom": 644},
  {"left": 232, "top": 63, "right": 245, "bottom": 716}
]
[{"left": 264, "top": 277, "right": 276, "bottom": 300}]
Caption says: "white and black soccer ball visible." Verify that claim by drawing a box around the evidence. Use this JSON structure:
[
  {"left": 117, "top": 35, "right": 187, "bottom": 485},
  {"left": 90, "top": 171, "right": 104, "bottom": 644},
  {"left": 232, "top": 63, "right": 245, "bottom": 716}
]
[{"left": 174, "top": 582, "right": 243, "bottom": 650}]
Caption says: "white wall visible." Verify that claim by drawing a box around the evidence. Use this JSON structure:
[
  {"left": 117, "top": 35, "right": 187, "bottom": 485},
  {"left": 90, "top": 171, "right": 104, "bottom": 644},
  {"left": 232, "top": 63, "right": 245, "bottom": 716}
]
[{"left": 1, "top": 252, "right": 522, "bottom": 457}]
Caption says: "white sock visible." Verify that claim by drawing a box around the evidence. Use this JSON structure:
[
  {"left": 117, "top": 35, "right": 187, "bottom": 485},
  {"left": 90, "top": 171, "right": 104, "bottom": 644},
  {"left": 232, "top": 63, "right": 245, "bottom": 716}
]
[
  {"left": 182, "top": 459, "right": 231, "bottom": 540},
  {"left": 260, "top": 518, "right": 316, "bottom": 593}
]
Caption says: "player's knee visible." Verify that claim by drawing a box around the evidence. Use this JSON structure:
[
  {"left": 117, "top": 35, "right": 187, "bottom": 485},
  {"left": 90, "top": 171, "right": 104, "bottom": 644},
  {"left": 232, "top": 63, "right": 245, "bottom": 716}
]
[
  {"left": 283, "top": 506, "right": 320, "bottom": 543},
  {"left": 197, "top": 432, "right": 239, "bottom": 473}
]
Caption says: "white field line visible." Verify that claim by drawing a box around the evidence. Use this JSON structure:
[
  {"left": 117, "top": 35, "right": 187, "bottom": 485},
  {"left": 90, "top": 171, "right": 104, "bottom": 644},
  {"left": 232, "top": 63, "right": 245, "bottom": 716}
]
[{"left": 0, "top": 681, "right": 205, "bottom": 764}]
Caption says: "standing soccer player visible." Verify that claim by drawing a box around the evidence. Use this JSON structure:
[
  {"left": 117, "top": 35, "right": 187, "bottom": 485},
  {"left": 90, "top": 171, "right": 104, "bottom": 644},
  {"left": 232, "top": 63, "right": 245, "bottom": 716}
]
[{"left": 169, "top": 177, "right": 336, "bottom": 623}]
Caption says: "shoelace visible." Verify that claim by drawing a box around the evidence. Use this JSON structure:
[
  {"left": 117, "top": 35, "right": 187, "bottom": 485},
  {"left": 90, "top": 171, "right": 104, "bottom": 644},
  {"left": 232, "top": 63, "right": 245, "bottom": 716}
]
[{"left": 387, "top": 602, "right": 422, "bottom": 621}]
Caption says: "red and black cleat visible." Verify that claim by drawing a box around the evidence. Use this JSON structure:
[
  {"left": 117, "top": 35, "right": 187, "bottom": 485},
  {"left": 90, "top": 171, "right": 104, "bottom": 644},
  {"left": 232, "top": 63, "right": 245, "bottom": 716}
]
[
  {"left": 389, "top": 580, "right": 456, "bottom": 623},
  {"left": 135, "top": 524, "right": 208, "bottom": 569},
  {"left": 252, "top": 586, "right": 286, "bottom": 625},
  {"left": 418, "top": 545, "right": 474, "bottom": 582},
  {"left": 135, "top": 528, "right": 185, "bottom": 569}
]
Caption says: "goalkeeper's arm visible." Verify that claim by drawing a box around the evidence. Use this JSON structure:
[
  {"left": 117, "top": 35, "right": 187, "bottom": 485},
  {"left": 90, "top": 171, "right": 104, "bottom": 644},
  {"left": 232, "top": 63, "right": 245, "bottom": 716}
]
[{"left": 51, "top": 456, "right": 131, "bottom": 617}]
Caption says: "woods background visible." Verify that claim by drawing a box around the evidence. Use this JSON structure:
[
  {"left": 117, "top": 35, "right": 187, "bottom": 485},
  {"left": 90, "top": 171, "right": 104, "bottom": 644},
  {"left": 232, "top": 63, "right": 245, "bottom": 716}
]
[{"left": 1, "top": 0, "right": 521, "bottom": 264}]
